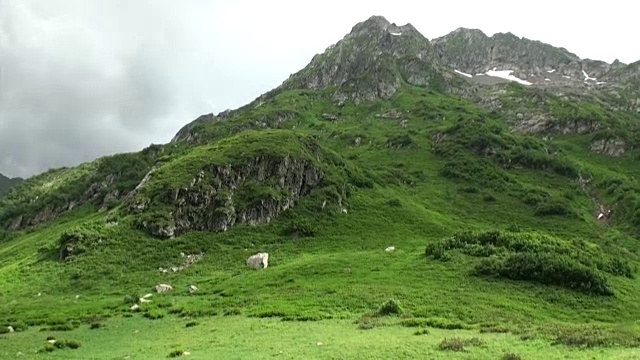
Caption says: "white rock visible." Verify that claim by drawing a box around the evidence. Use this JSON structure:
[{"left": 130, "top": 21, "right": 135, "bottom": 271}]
[
  {"left": 188, "top": 285, "right": 198, "bottom": 294},
  {"left": 139, "top": 298, "right": 152, "bottom": 303},
  {"left": 385, "top": 246, "right": 395, "bottom": 252},
  {"left": 7, "top": 326, "right": 14, "bottom": 333},
  {"left": 142, "top": 293, "right": 153, "bottom": 299},
  {"left": 317, "top": 342, "right": 323, "bottom": 346},
  {"left": 246, "top": 253, "right": 269, "bottom": 269},
  {"left": 155, "top": 284, "right": 173, "bottom": 293},
  {"left": 47, "top": 340, "right": 56, "bottom": 344},
  {"left": 130, "top": 304, "right": 139, "bottom": 311}
]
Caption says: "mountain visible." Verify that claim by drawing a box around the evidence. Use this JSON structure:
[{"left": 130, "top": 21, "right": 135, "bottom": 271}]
[
  {"left": 0, "top": 173, "right": 22, "bottom": 197},
  {"left": 2, "top": 15, "right": 640, "bottom": 357}
]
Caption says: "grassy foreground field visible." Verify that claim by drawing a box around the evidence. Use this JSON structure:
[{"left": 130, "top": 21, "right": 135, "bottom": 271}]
[{"left": 3, "top": 316, "right": 640, "bottom": 359}]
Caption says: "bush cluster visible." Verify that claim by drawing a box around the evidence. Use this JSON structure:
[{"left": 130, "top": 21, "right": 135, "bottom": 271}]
[{"left": 425, "top": 230, "right": 632, "bottom": 295}]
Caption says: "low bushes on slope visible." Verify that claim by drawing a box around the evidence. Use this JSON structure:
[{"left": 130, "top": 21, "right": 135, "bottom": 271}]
[{"left": 425, "top": 229, "right": 633, "bottom": 295}]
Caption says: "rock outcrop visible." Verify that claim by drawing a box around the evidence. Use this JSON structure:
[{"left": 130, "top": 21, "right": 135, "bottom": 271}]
[
  {"left": 251, "top": 15, "right": 458, "bottom": 106},
  {"left": 433, "top": 27, "right": 627, "bottom": 86},
  {"left": 132, "top": 154, "right": 324, "bottom": 239},
  {"left": 590, "top": 137, "right": 627, "bottom": 157}
]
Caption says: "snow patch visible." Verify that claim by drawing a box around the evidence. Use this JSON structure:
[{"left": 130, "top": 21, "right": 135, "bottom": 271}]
[
  {"left": 454, "top": 69, "right": 473, "bottom": 78},
  {"left": 545, "top": 78, "right": 551, "bottom": 81},
  {"left": 390, "top": 32, "right": 402, "bottom": 36},
  {"left": 484, "top": 69, "right": 532, "bottom": 85},
  {"left": 562, "top": 75, "right": 571, "bottom": 79},
  {"left": 596, "top": 81, "right": 607, "bottom": 85},
  {"left": 582, "top": 70, "right": 597, "bottom": 82},
  {"left": 547, "top": 69, "right": 556, "bottom": 73}
]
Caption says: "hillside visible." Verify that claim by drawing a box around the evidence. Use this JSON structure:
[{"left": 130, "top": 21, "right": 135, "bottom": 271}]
[
  {"left": 2, "top": 15, "right": 640, "bottom": 359},
  {"left": 0, "top": 173, "right": 22, "bottom": 198}
]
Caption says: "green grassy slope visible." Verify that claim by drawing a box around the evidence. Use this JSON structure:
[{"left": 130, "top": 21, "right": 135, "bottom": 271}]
[{"left": 2, "top": 85, "right": 640, "bottom": 357}]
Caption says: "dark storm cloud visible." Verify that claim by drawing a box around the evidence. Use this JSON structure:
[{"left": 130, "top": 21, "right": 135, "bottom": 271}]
[{"left": 1, "top": 0, "right": 638, "bottom": 178}]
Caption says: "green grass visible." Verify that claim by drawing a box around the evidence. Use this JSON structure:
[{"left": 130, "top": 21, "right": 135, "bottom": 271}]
[
  {"left": 3, "top": 316, "right": 640, "bottom": 359},
  {"left": 2, "top": 85, "right": 640, "bottom": 357}
]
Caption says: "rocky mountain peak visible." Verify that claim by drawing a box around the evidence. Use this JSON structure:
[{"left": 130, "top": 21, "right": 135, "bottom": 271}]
[
  {"left": 347, "top": 15, "right": 391, "bottom": 35},
  {"left": 253, "top": 16, "right": 458, "bottom": 106}
]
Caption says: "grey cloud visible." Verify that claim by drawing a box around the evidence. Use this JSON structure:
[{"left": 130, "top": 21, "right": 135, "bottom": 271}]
[{"left": 1, "top": 0, "right": 638, "bottom": 178}]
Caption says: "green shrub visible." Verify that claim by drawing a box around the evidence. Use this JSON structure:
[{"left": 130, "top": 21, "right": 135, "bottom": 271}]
[
  {"left": 377, "top": 299, "right": 403, "bottom": 316},
  {"left": 502, "top": 352, "right": 522, "bottom": 360},
  {"left": 143, "top": 310, "right": 166, "bottom": 320},
  {"left": 413, "top": 328, "right": 430, "bottom": 335},
  {"left": 438, "top": 337, "right": 484, "bottom": 352},
  {"left": 46, "top": 323, "right": 76, "bottom": 331},
  {"left": 167, "top": 349, "right": 184, "bottom": 358},
  {"left": 427, "top": 229, "right": 622, "bottom": 295},
  {"left": 282, "top": 220, "right": 316, "bottom": 237},
  {"left": 534, "top": 198, "right": 574, "bottom": 217},
  {"left": 58, "top": 226, "right": 105, "bottom": 261},
  {"left": 474, "top": 253, "right": 613, "bottom": 296},
  {"left": 385, "top": 198, "right": 403, "bottom": 207}
]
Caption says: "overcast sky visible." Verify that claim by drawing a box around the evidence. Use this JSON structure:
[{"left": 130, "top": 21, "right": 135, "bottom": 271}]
[{"left": 1, "top": 0, "right": 637, "bottom": 178}]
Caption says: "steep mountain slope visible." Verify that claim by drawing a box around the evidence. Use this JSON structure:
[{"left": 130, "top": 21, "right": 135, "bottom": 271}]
[
  {"left": 2, "top": 15, "right": 640, "bottom": 356},
  {"left": 0, "top": 173, "right": 22, "bottom": 198}
]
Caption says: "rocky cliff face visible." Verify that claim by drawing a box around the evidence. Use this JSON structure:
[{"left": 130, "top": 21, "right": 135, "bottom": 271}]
[
  {"left": 130, "top": 154, "right": 324, "bottom": 239},
  {"left": 258, "top": 16, "right": 460, "bottom": 105},
  {"left": 433, "top": 28, "right": 628, "bottom": 86}
]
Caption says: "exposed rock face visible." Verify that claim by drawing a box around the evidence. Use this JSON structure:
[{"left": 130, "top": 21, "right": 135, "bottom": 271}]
[
  {"left": 133, "top": 155, "right": 324, "bottom": 238},
  {"left": 253, "top": 15, "right": 457, "bottom": 106},
  {"left": 433, "top": 28, "right": 625, "bottom": 85},
  {"left": 246, "top": 252, "right": 269, "bottom": 269},
  {"left": 590, "top": 138, "right": 627, "bottom": 156}
]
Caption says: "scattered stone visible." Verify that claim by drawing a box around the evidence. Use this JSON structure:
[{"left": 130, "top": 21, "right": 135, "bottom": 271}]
[
  {"left": 317, "top": 342, "right": 323, "bottom": 346},
  {"left": 142, "top": 293, "right": 153, "bottom": 300},
  {"left": 385, "top": 246, "right": 395, "bottom": 252},
  {"left": 188, "top": 285, "right": 198, "bottom": 294},
  {"left": 16, "top": 351, "right": 23, "bottom": 356},
  {"left": 7, "top": 326, "right": 14, "bottom": 333},
  {"left": 354, "top": 137, "right": 362, "bottom": 146},
  {"left": 341, "top": 208, "right": 348, "bottom": 214},
  {"left": 75, "top": 295, "right": 80, "bottom": 299},
  {"left": 400, "top": 119, "right": 408, "bottom": 128},
  {"left": 47, "top": 340, "right": 56, "bottom": 344},
  {"left": 183, "top": 351, "right": 191, "bottom": 356},
  {"left": 155, "top": 284, "right": 173, "bottom": 293},
  {"left": 139, "top": 298, "right": 152, "bottom": 303},
  {"left": 180, "top": 252, "right": 185, "bottom": 257},
  {"left": 376, "top": 109, "right": 403, "bottom": 119},
  {"left": 130, "top": 304, "right": 139, "bottom": 311},
  {"left": 321, "top": 113, "right": 339, "bottom": 121},
  {"left": 246, "top": 253, "right": 269, "bottom": 269}
]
